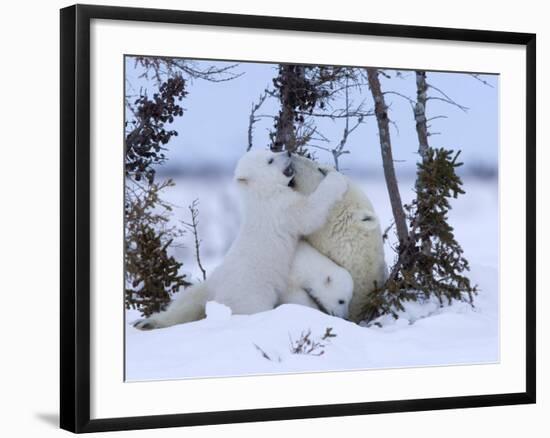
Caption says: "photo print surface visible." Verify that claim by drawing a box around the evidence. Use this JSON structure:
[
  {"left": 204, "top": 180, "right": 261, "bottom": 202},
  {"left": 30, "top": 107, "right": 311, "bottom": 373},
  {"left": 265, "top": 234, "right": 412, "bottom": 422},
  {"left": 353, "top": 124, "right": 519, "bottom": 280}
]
[{"left": 124, "top": 56, "right": 499, "bottom": 381}]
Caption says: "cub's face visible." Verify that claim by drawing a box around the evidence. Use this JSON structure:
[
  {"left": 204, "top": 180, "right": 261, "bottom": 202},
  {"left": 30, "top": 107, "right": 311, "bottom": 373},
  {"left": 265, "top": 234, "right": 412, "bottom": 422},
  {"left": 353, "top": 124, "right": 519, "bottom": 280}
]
[
  {"left": 322, "top": 269, "right": 354, "bottom": 318},
  {"left": 234, "top": 150, "right": 295, "bottom": 192},
  {"left": 304, "top": 268, "right": 353, "bottom": 319}
]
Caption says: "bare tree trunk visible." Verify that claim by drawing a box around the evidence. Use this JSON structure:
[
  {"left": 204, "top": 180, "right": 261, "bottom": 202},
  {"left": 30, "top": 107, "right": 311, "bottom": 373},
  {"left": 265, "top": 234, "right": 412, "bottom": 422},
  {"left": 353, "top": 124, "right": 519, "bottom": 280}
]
[
  {"left": 414, "top": 70, "right": 432, "bottom": 254},
  {"left": 272, "top": 64, "right": 302, "bottom": 152},
  {"left": 366, "top": 67, "right": 409, "bottom": 245},
  {"left": 414, "top": 71, "right": 430, "bottom": 161}
]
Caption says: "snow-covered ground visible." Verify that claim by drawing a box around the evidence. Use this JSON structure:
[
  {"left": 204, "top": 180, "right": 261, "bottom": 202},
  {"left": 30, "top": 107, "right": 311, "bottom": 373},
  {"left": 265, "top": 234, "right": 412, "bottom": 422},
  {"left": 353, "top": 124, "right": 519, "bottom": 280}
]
[{"left": 125, "top": 174, "right": 499, "bottom": 381}]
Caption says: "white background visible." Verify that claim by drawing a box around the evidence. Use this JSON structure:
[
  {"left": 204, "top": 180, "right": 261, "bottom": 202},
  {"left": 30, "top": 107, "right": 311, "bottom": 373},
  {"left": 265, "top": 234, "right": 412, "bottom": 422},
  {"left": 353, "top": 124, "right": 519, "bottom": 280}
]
[{"left": 0, "top": 0, "right": 546, "bottom": 437}]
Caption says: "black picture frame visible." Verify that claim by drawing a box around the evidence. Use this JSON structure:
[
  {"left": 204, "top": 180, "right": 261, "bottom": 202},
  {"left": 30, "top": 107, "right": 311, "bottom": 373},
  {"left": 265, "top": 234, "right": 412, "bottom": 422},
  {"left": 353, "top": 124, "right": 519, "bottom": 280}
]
[{"left": 60, "top": 4, "right": 536, "bottom": 433}]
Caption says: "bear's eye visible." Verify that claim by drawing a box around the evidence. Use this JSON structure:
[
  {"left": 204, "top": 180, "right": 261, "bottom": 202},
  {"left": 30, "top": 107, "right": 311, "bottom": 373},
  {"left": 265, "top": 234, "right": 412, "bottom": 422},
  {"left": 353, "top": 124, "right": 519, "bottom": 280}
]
[
  {"left": 338, "top": 299, "right": 346, "bottom": 305},
  {"left": 268, "top": 158, "right": 274, "bottom": 165}
]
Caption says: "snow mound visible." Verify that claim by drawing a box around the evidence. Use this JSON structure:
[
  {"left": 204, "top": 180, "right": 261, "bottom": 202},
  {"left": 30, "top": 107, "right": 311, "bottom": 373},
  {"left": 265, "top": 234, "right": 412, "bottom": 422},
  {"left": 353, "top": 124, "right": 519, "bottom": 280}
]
[
  {"left": 205, "top": 301, "right": 232, "bottom": 321},
  {"left": 125, "top": 265, "right": 498, "bottom": 381}
]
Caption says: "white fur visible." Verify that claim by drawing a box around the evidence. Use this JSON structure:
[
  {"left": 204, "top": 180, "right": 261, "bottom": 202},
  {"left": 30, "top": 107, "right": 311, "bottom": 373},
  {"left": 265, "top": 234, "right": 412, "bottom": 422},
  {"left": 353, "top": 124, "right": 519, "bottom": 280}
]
[
  {"left": 134, "top": 149, "right": 347, "bottom": 330},
  {"left": 280, "top": 241, "right": 353, "bottom": 319},
  {"left": 291, "top": 155, "right": 387, "bottom": 322}
]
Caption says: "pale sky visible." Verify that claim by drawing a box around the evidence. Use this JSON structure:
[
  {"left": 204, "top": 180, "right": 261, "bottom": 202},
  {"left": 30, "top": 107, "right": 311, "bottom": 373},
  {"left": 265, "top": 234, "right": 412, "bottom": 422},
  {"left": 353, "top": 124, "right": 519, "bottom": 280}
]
[{"left": 125, "top": 57, "right": 499, "bottom": 176}]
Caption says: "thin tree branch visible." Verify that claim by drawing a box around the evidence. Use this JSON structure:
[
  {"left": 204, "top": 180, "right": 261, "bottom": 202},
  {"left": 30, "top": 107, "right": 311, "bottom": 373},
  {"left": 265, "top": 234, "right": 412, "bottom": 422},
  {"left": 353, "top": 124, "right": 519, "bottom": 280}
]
[
  {"left": 469, "top": 73, "right": 495, "bottom": 88},
  {"left": 383, "top": 91, "right": 416, "bottom": 106},
  {"left": 181, "top": 199, "right": 207, "bottom": 281},
  {"left": 331, "top": 77, "right": 365, "bottom": 170},
  {"left": 426, "top": 96, "right": 469, "bottom": 112},
  {"left": 427, "top": 115, "right": 448, "bottom": 122},
  {"left": 134, "top": 56, "right": 244, "bottom": 84},
  {"left": 247, "top": 91, "right": 269, "bottom": 151},
  {"left": 426, "top": 82, "right": 469, "bottom": 112}
]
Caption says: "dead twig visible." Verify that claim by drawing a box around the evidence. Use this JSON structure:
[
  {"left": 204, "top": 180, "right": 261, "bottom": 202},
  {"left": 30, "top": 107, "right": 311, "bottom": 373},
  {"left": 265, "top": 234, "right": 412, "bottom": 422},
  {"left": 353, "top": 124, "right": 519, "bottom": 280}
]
[
  {"left": 332, "top": 77, "right": 365, "bottom": 170},
  {"left": 247, "top": 91, "right": 269, "bottom": 151},
  {"left": 254, "top": 343, "right": 273, "bottom": 361},
  {"left": 426, "top": 82, "right": 469, "bottom": 112},
  {"left": 181, "top": 199, "right": 207, "bottom": 281},
  {"left": 469, "top": 73, "right": 495, "bottom": 88},
  {"left": 289, "top": 327, "right": 337, "bottom": 356}
]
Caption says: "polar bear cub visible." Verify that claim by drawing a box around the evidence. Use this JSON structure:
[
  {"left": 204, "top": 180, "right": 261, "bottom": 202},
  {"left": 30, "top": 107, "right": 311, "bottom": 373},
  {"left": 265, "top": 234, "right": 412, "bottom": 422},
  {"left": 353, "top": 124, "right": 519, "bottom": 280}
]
[
  {"left": 134, "top": 149, "right": 347, "bottom": 330},
  {"left": 280, "top": 241, "right": 353, "bottom": 319},
  {"left": 291, "top": 155, "right": 387, "bottom": 323}
]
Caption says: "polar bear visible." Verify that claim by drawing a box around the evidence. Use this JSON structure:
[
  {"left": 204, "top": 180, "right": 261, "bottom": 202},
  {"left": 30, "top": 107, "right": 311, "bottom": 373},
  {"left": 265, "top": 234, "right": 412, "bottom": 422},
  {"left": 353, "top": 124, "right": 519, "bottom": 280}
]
[
  {"left": 280, "top": 241, "right": 353, "bottom": 318},
  {"left": 290, "top": 155, "right": 386, "bottom": 323},
  {"left": 134, "top": 149, "right": 347, "bottom": 330}
]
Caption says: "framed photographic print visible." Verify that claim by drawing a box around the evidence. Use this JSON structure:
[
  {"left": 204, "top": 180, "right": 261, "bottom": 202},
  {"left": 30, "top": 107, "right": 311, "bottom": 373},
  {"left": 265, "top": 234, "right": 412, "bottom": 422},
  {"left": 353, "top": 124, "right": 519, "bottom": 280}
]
[{"left": 60, "top": 4, "right": 536, "bottom": 433}]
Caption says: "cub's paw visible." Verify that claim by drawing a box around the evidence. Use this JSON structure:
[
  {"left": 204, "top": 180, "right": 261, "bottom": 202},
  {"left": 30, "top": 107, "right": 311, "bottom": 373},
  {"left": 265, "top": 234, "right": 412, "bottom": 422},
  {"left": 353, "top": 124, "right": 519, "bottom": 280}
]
[{"left": 133, "top": 318, "right": 162, "bottom": 331}]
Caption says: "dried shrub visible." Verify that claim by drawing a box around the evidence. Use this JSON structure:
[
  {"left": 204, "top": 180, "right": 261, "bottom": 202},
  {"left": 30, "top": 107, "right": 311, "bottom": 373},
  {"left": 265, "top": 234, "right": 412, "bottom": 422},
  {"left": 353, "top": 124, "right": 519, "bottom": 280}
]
[
  {"left": 125, "top": 76, "right": 187, "bottom": 184},
  {"left": 125, "top": 180, "right": 191, "bottom": 316}
]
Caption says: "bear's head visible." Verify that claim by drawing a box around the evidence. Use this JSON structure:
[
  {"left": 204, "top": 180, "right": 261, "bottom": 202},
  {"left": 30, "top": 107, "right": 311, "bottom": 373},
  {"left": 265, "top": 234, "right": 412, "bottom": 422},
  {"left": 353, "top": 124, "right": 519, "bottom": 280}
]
[
  {"left": 317, "top": 267, "right": 354, "bottom": 319},
  {"left": 234, "top": 149, "right": 295, "bottom": 196},
  {"left": 289, "top": 154, "right": 326, "bottom": 195},
  {"left": 290, "top": 154, "right": 380, "bottom": 232}
]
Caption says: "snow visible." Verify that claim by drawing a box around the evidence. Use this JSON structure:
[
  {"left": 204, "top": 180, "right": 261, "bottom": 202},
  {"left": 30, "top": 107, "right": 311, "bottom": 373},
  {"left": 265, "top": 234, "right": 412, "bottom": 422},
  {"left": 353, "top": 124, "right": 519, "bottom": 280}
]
[
  {"left": 125, "top": 263, "right": 498, "bottom": 381},
  {"left": 125, "top": 176, "right": 499, "bottom": 381},
  {"left": 124, "top": 59, "right": 499, "bottom": 382}
]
